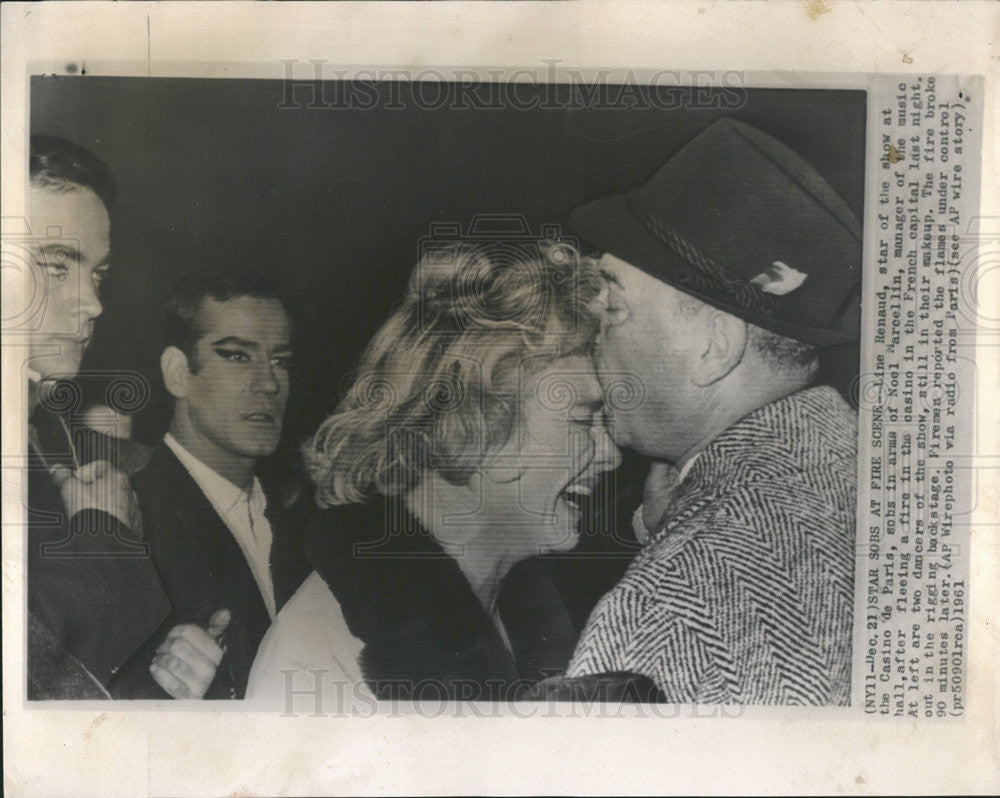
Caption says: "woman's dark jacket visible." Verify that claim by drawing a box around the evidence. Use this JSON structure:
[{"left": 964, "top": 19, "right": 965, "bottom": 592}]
[
  {"left": 307, "top": 500, "right": 552, "bottom": 702},
  {"left": 307, "top": 499, "right": 665, "bottom": 704}
]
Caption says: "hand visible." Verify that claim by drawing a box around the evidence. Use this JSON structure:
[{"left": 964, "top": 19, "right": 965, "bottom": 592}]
[
  {"left": 149, "top": 609, "right": 231, "bottom": 699},
  {"left": 50, "top": 459, "right": 141, "bottom": 531}
]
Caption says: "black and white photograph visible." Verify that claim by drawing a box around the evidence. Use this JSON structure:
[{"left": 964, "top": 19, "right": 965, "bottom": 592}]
[
  {"left": 22, "top": 71, "right": 867, "bottom": 705},
  {"left": 2, "top": 2, "right": 997, "bottom": 796}
]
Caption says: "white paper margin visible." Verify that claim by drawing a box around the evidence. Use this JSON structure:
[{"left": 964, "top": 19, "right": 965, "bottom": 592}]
[{"left": 2, "top": 2, "right": 998, "bottom": 796}]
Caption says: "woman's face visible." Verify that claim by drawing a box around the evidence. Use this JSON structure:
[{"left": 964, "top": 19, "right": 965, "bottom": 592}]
[{"left": 467, "top": 354, "right": 622, "bottom": 559}]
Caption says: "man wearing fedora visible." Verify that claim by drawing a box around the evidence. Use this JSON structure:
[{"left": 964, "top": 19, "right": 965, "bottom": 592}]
[{"left": 564, "top": 119, "right": 860, "bottom": 705}]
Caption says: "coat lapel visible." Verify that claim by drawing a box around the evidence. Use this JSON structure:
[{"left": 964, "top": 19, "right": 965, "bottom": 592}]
[
  {"left": 134, "top": 444, "right": 270, "bottom": 698},
  {"left": 307, "top": 501, "right": 522, "bottom": 699}
]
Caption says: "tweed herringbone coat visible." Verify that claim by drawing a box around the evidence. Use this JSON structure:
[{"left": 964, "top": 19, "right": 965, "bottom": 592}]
[{"left": 567, "top": 386, "right": 858, "bottom": 705}]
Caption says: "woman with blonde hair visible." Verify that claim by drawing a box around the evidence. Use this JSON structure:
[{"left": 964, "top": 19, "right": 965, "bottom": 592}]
[{"left": 249, "top": 239, "right": 621, "bottom": 704}]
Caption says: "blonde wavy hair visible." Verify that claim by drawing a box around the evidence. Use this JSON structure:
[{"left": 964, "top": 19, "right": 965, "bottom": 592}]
[{"left": 305, "top": 240, "right": 602, "bottom": 506}]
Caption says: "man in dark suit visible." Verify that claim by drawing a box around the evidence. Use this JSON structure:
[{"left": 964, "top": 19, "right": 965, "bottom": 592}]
[
  {"left": 24, "top": 136, "right": 176, "bottom": 699},
  {"left": 117, "top": 267, "right": 310, "bottom": 699}
]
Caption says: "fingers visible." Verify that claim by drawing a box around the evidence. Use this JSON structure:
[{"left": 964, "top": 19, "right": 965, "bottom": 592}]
[
  {"left": 52, "top": 460, "right": 135, "bottom": 524},
  {"left": 207, "top": 608, "right": 231, "bottom": 639},
  {"left": 74, "top": 459, "right": 112, "bottom": 483},
  {"left": 48, "top": 464, "right": 74, "bottom": 489},
  {"left": 50, "top": 460, "right": 120, "bottom": 488},
  {"left": 151, "top": 650, "right": 210, "bottom": 697},
  {"left": 153, "top": 631, "right": 222, "bottom": 699},
  {"left": 153, "top": 615, "right": 231, "bottom": 699},
  {"left": 163, "top": 623, "right": 225, "bottom": 667},
  {"left": 157, "top": 633, "right": 220, "bottom": 676},
  {"left": 150, "top": 661, "right": 194, "bottom": 699}
]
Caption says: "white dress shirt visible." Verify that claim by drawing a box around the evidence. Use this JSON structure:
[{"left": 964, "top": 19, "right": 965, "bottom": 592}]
[{"left": 164, "top": 433, "right": 277, "bottom": 619}]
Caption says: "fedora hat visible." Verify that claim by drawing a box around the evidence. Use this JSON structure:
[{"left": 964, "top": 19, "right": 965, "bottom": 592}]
[{"left": 569, "top": 119, "right": 862, "bottom": 347}]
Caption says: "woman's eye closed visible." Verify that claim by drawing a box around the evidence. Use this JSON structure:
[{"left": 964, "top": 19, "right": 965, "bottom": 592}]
[{"left": 605, "top": 295, "right": 629, "bottom": 324}]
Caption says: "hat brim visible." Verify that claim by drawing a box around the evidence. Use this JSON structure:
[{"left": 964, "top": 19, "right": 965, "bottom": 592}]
[{"left": 570, "top": 192, "right": 859, "bottom": 348}]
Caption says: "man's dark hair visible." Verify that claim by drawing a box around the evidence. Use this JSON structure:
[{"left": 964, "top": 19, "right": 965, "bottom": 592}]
[
  {"left": 29, "top": 135, "right": 117, "bottom": 210},
  {"left": 162, "top": 267, "right": 286, "bottom": 373}
]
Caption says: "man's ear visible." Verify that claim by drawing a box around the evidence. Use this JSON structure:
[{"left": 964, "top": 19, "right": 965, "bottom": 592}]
[
  {"left": 161, "top": 346, "right": 192, "bottom": 399},
  {"left": 692, "top": 311, "right": 748, "bottom": 387}
]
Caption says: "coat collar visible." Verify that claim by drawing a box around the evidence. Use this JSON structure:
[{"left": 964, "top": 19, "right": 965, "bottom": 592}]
[
  {"left": 163, "top": 433, "right": 262, "bottom": 516},
  {"left": 306, "top": 499, "right": 522, "bottom": 694},
  {"left": 658, "top": 385, "right": 857, "bottom": 540},
  {"left": 137, "top": 441, "right": 308, "bottom": 608},
  {"left": 307, "top": 499, "right": 491, "bottom": 639},
  {"left": 139, "top": 441, "right": 219, "bottom": 529}
]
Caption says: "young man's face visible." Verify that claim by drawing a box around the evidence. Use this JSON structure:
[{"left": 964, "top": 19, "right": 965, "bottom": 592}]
[
  {"left": 25, "top": 185, "right": 110, "bottom": 380},
  {"left": 592, "top": 253, "right": 702, "bottom": 461},
  {"left": 174, "top": 296, "right": 292, "bottom": 471}
]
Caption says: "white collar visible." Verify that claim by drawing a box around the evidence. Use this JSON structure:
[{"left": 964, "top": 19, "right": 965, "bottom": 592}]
[
  {"left": 676, "top": 452, "right": 702, "bottom": 485},
  {"left": 164, "top": 433, "right": 259, "bottom": 515}
]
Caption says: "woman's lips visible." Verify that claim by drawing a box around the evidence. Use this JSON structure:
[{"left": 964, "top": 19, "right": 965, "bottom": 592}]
[
  {"left": 55, "top": 335, "right": 91, "bottom": 348},
  {"left": 560, "top": 481, "right": 594, "bottom": 512}
]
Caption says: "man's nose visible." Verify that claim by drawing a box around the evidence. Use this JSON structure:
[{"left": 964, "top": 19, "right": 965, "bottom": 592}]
[
  {"left": 77, "top": 276, "right": 103, "bottom": 322},
  {"left": 592, "top": 425, "right": 622, "bottom": 471},
  {"left": 250, "top": 362, "right": 280, "bottom": 394}
]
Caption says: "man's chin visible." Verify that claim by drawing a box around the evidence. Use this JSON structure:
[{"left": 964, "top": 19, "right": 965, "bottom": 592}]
[
  {"left": 247, "top": 443, "right": 280, "bottom": 459},
  {"left": 243, "top": 439, "right": 281, "bottom": 459},
  {"left": 28, "top": 356, "right": 83, "bottom": 383},
  {"left": 607, "top": 423, "right": 638, "bottom": 451}
]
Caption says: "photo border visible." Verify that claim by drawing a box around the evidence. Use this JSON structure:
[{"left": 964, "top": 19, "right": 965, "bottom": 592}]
[{"left": 2, "top": 3, "right": 998, "bottom": 796}]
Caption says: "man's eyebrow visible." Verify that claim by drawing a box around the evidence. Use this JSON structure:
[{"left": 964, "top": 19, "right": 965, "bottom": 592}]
[
  {"left": 210, "top": 336, "right": 259, "bottom": 349},
  {"left": 599, "top": 268, "right": 624, "bottom": 290},
  {"left": 270, "top": 343, "right": 293, "bottom": 354}
]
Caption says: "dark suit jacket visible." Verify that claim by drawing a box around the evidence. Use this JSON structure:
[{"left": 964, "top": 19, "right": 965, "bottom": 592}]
[
  {"left": 116, "top": 442, "right": 310, "bottom": 699},
  {"left": 27, "top": 403, "right": 171, "bottom": 699}
]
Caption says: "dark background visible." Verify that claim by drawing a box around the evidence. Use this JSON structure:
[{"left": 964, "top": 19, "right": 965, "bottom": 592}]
[
  {"left": 32, "top": 77, "right": 865, "bottom": 445},
  {"left": 32, "top": 77, "right": 866, "bottom": 623}
]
